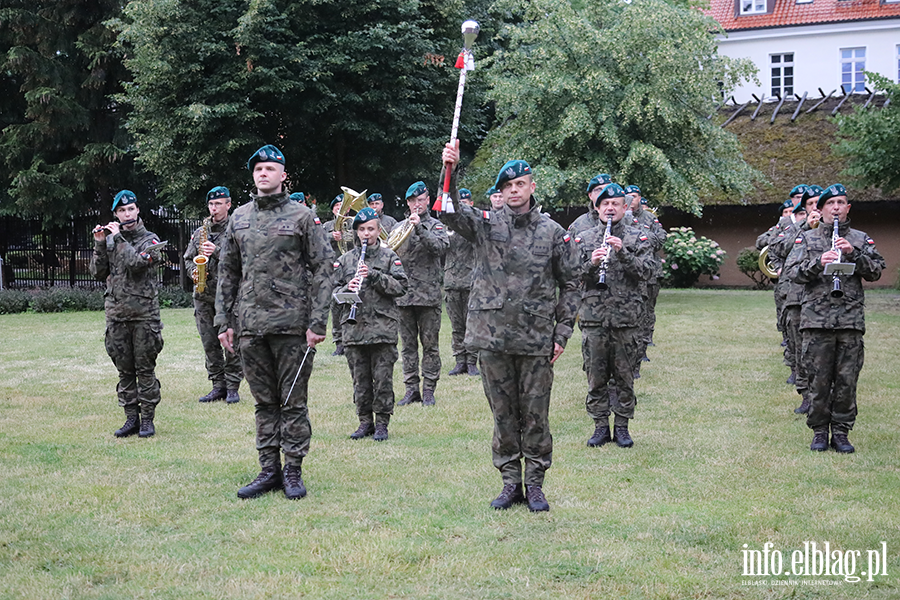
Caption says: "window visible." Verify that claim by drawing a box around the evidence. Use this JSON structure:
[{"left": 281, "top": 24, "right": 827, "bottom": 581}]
[
  {"left": 740, "top": 0, "right": 767, "bottom": 14},
  {"left": 897, "top": 45, "right": 900, "bottom": 82},
  {"left": 771, "top": 53, "right": 794, "bottom": 98},
  {"left": 841, "top": 47, "right": 866, "bottom": 93}
]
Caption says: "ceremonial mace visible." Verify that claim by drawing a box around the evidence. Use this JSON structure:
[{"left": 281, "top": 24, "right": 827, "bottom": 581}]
[{"left": 437, "top": 20, "right": 480, "bottom": 213}]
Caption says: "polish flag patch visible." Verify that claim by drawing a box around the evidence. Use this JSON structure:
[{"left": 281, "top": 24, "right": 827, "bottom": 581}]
[{"left": 394, "top": 260, "right": 403, "bottom": 266}]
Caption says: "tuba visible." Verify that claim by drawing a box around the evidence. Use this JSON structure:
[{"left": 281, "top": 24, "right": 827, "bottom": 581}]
[
  {"left": 333, "top": 187, "right": 368, "bottom": 255},
  {"left": 758, "top": 245, "right": 779, "bottom": 280}
]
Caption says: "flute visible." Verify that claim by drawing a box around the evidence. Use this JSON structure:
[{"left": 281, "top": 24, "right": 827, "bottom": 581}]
[{"left": 346, "top": 239, "right": 368, "bottom": 325}]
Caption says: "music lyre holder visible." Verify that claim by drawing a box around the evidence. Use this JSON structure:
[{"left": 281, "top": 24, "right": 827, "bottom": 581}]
[{"left": 824, "top": 262, "right": 855, "bottom": 276}]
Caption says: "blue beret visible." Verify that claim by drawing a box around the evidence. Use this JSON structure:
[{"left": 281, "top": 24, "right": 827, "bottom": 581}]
[
  {"left": 792, "top": 201, "right": 807, "bottom": 214},
  {"left": 495, "top": 160, "right": 532, "bottom": 189},
  {"left": 781, "top": 198, "right": 794, "bottom": 210},
  {"left": 640, "top": 197, "right": 649, "bottom": 205},
  {"left": 207, "top": 186, "right": 230, "bottom": 201},
  {"left": 289, "top": 192, "right": 306, "bottom": 204},
  {"left": 330, "top": 194, "right": 343, "bottom": 208},
  {"left": 789, "top": 184, "right": 808, "bottom": 197},
  {"left": 486, "top": 186, "right": 499, "bottom": 197},
  {"left": 353, "top": 207, "right": 380, "bottom": 229},
  {"left": 801, "top": 185, "right": 823, "bottom": 204},
  {"left": 406, "top": 181, "right": 428, "bottom": 199},
  {"left": 246, "top": 144, "right": 285, "bottom": 170},
  {"left": 367, "top": 193, "right": 383, "bottom": 204},
  {"left": 112, "top": 190, "right": 137, "bottom": 211},
  {"left": 594, "top": 183, "right": 626, "bottom": 206},
  {"left": 459, "top": 188, "right": 472, "bottom": 200},
  {"left": 586, "top": 174, "right": 613, "bottom": 193},
  {"left": 623, "top": 185, "right": 641, "bottom": 195},
  {"left": 817, "top": 184, "right": 848, "bottom": 209}
]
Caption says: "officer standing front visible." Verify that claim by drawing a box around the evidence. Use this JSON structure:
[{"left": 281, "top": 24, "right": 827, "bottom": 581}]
[
  {"left": 184, "top": 186, "right": 243, "bottom": 404},
  {"left": 216, "top": 144, "right": 334, "bottom": 499},
  {"left": 90, "top": 190, "right": 166, "bottom": 438},
  {"left": 441, "top": 145, "right": 579, "bottom": 512}
]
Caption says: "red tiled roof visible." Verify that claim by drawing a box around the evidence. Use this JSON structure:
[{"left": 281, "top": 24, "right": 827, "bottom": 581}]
[{"left": 703, "top": 0, "right": 900, "bottom": 32}]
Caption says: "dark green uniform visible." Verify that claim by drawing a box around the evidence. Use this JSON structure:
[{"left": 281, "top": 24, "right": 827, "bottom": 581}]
[
  {"left": 322, "top": 218, "right": 344, "bottom": 348},
  {"left": 393, "top": 213, "right": 449, "bottom": 394},
  {"left": 575, "top": 220, "right": 653, "bottom": 424},
  {"left": 629, "top": 206, "right": 666, "bottom": 348},
  {"left": 90, "top": 220, "right": 165, "bottom": 414},
  {"left": 444, "top": 228, "right": 477, "bottom": 368},
  {"left": 334, "top": 242, "right": 408, "bottom": 425},
  {"left": 183, "top": 216, "right": 243, "bottom": 392},
  {"left": 215, "top": 192, "right": 334, "bottom": 469},
  {"left": 783, "top": 221, "right": 884, "bottom": 432},
  {"left": 379, "top": 213, "right": 399, "bottom": 234},
  {"left": 443, "top": 201, "right": 579, "bottom": 487},
  {"left": 567, "top": 207, "right": 600, "bottom": 237}
]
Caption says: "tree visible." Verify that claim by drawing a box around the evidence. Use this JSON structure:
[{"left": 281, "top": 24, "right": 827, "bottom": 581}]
[
  {"left": 465, "top": 0, "right": 760, "bottom": 215},
  {"left": 0, "top": 1, "right": 140, "bottom": 224},
  {"left": 834, "top": 72, "right": 900, "bottom": 193},
  {"left": 114, "top": 0, "right": 490, "bottom": 215}
]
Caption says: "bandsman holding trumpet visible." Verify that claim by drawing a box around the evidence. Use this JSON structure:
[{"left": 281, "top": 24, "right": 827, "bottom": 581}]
[
  {"left": 574, "top": 184, "right": 653, "bottom": 449},
  {"left": 783, "top": 184, "right": 884, "bottom": 453},
  {"left": 90, "top": 190, "right": 166, "bottom": 438},
  {"left": 333, "top": 208, "right": 408, "bottom": 441},
  {"left": 183, "top": 186, "right": 243, "bottom": 404}
]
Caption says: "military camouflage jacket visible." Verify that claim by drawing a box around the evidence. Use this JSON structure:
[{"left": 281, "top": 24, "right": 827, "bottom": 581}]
[
  {"left": 379, "top": 213, "right": 398, "bottom": 234},
  {"left": 567, "top": 207, "right": 600, "bottom": 237},
  {"left": 393, "top": 213, "right": 448, "bottom": 307},
  {"left": 183, "top": 216, "right": 229, "bottom": 304},
  {"left": 575, "top": 219, "right": 653, "bottom": 328},
  {"left": 215, "top": 192, "right": 335, "bottom": 337},
  {"left": 443, "top": 228, "right": 475, "bottom": 291},
  {"left": 333, "top": 241, "right": 408, "bottom": 346},
  {"left": 90, "top": 219, "right": 163, "bottom": 322},
  {"left": 442, "top": 200, "right": 580, "bottom": 356},
  {"left": 783, "top": 220, "right": 884, "bottom": 333},
  {"left": 629, "top": 206, "right": 666, "bottom": 282},
  {"left": 771, "top": 219, "right": 814, "bottom": 307},
  {"left": 756, "top": 216, "right": 793, "bottom": 252}
]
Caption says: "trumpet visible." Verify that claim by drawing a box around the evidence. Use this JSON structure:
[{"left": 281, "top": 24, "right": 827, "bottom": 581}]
[
  {"left": 346, "top": 239, "right": 368, "bottom": 325},
  {"left": 830, "top": 217, "right": 843, "bottom": 299},
  {"left": 597, "top": 214, "right": 613, "bottom": 291}
]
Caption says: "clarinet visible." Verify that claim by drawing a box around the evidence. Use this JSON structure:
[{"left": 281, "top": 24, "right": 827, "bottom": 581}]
[
  {"left": 597, "top": 215, "right": 613, "bottom": 291},
  {"left": 830, "top": 217, "right": 844, "bottom": 299},
  {"left": 346, "top": 239, "right": 368, "bottom": 324}
]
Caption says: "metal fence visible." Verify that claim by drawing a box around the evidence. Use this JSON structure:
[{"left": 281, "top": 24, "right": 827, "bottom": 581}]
[{"left": 0, "top": 212, "right": 203, "bottom": 290}]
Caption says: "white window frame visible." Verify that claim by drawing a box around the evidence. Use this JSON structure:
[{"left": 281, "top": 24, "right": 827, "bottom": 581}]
[
  {"left": 740, "top": 0, "right": 767, "bottom": 15},
  {"left": 770, "top": 53, "right": 795, "bottom": 98},
  {"left": 840, "top": 47, "right": 866, "bottom": 94}
]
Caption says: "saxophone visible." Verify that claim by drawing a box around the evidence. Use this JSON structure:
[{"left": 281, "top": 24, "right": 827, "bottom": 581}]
[{"left": 193, "top": 218, "right": 211, "bottom": 293}]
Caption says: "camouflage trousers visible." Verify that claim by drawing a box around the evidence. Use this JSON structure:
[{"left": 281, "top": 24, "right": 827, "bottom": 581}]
[
  {"left": 239, "top": 334, "right": 315, "bottom": 469},
  {"left": 581, "top": 325, "right": 641, "bottom": 421},
  {"left": 345, "top": 343, "right": 398, "bottom": 425},
  {"left": 444, "top": 289, "right": 477, "bottom": 365},
  {"left": 330, "top": 299, "right": 343, "bottom": 345},
  {"left": 781, "top": 305, "right": 807, "bottom": 391},
  {"left": 642, "top": 282, "right": 660, "bottom": 346},
  {"left": 399, "top": 305, "right": 441, "bottom": 390},
  {"left": 105, "top": 320, "right": 163, "bottom": 409},
  {"left": 479, "top": 351, "right": 553, "bottom": 487},
  {"left": 194, "top": 299, "right": 242, "bottom": 390},
  {"left": 802, "top": 328, "right": 863, "bottom": 430},
  {"left": 774, "top": 281, "right": 787, "bottom": 334}
]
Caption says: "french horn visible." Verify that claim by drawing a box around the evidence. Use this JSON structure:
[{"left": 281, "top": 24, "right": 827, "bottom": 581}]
[{"left": 758, "top": 245, "right": 779, "bottom": 279}]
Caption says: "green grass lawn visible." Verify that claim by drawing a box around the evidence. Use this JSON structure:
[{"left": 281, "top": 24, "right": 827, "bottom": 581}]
[{"left": 1, "top": 290, "right": 898, "bottom": 599}]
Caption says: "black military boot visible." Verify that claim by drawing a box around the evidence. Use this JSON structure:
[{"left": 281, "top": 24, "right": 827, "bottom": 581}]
[
  {"left": 466, "top": 361, "right": 480, "bottom": 376},
  {"left": 422, "top": 388, "right": 436, "bottom": 406},
  {"left": 198, "top": 386, "right": 227, "bottom": 403},
  {"left": 397, "top": 387, "right": 421, "bottom": 406},
  {"left": 786, "top": 370, "right": 796, "bottom": 385},
  {"left": 525, "top": 485, "right": 550, "bottom": 512},
  {"left": 587, "top": 419, "right": 611, "bottom": 447},
  {"left": 332, "top": 343, "right": 345, "bottom": 356},
  {"left": 810, "top": 426, "right": 829, "bottom": 452},
  {"left": 448, "top": 356, "right": 466, "bottom": 376},
  {"left": 793, "top": 392, "right": 810, "bottom": 414},
  {"left": 613, "top": 415, "right": 633, "bottom": 448},
  {"left": 373, "top": 423, "right": 389, "bottom": 442},
  {"left": 226, "top": 388, "right": 240, "bottom": 404},
  {"left": 350, "top": 421, "right": 375, "bottom": 440},
  {"left": 138, "top": 404, "right": 156, "bottom": 438},
  {"left": 114, "top": 406, "right": 140, "bottom": 438},
  {"left": 490, "top": 483, "right": 525, "bottom": 510},
  {"left": 830, "top": 424, "right": 855, "bottom": 454},
  {"left": 238, "top": 465, "right": 282, "bottom": 499},
  {"left": 283, "top": 464, "right": 307, "bottom": 499}
]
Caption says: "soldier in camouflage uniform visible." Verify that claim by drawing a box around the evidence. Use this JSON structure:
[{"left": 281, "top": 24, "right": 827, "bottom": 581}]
[
  {"left": 394, "top": 181, "right": 449, "bottom": 406},
  {"left": 442, "top": 146, "right": 580, "bottom": 512},
  {"left": 90, "top": 190, "right": 166, "bottom": 438},
  {"left": 322, "top": 195, "right": 346, "bottom": 355},
  {"left": 367, "top": 193, "right": 398, "bottom": 234},
  {"left": 783, "top": 184, "right": 884, "bottom": 454},
  {"left": 216, "top": 145, "right": 334, "bottom": 499},
  {"left": 444, "top": 188, "right": 479, "bottom": 377},
  {"left": 575, "top": 184, "right": 653, "bottom": 448},
  {"left": 183, "top": 186, "right": 243, "bottom": 404},
  {"left": 567, "top": 174, "right": 612, "bottom": 237},
  {"left": 290, "top": 192, "right": 308, "bottom": 206},
  {"left": 333, "top": 208, "right": 408, "bottom": 441},
  {"left": 487, "top": 186, "right": 504, "bottom": 210},
  {"left": 624, "top": 184, "right": 666, "bottom": 359}
]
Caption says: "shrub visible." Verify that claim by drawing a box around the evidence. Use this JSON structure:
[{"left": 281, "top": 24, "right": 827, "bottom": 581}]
[
  {"left": 30, "top": 287, "right": 105, "bottom": 312},
  {"left": 661, "top": 227, "right": 726, "bottom": 288},
  {"left": 736, "top": 247, "right": 771, "bottom": 290},
  {"left": 0, "top": 289, "right": 31, "bottom": 314},
  {"left": 158, "top": 287, "right": 193, "bottom": 309}
]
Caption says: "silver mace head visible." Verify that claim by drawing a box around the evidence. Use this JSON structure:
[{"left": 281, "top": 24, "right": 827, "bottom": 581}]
[{"left": 462, "top": 20, "right": 480, "bottom": 50}]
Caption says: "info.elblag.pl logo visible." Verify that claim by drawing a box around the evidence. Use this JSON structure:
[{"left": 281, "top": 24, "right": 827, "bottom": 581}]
[{"left": 741, "top": 542, "right": 889, "bottom": 585}]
